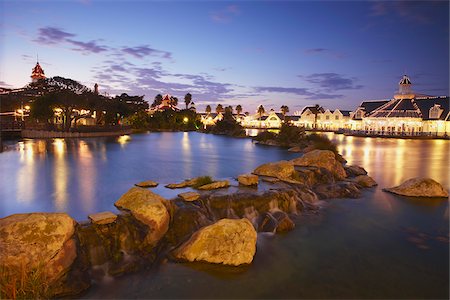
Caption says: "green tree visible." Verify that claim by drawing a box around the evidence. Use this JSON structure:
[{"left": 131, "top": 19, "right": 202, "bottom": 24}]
[
  {"left": 205, "top": 105, "right": 212, "bottom": 114},
  {"left": 280, "top": 105, "right": 289, "bottom": 119},
  {"left": 184, "top": 93, "right": 192, "bottom": 109},
  {"left": 216, "top": 104, "right": 224, "bottom": 114},
  {"left": 170, "top": 96, "right": 178, "bottom": 107},
  {"left": 152, "top": 94, "right": 163, "bottom": 107},
  {"left": 313, "top": 104, "right": 324, "bottom": 129},
  {"left": 30, "top": 93, "right": 54, "bottom": 125},
  {"left": 257, "top": 104, "right": 265, "bottom": 127},
  {"left": 236, "top": 105, "right": 243, "bottom": 116}
]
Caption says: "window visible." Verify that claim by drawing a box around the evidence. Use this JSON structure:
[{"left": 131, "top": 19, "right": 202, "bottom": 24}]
[
  {"left": 429, "top": 104, "right": 443, "bottom": 119},
  {"left": 317, "top": 116, "right": 321, "bottom": 120},
  {"left": 335, "top": 115, "right": 339, "bottom": 120},
  {"left": 326, "top": 115, "right": 330, "bottom": 120},
  {"left": 270, "top": 116, "right": 278, "bottom": 121}
]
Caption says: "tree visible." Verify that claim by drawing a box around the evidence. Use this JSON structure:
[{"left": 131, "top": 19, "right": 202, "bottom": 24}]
[
  {"left": 216, "top": 104, "right": 224, "bottom": 114},
  {"left": 30, "top": 93, "right": 54, "bottom": 125},
  {"left": 190, "top": 102, "right": 196, "bottom": 111},
  {"left": 236, "top": 105, "right": 243, "bottom": 116},
  {"left": 257, "top": 105, "right": 265, "bottom": 128},
  {"left": 205, "top": 105, "right": 212, "bottom": 114},
  {"left": 105, "top": 93, "right": 148, "bottom": 125},
  {"left": 313, "top": 104, "right": 324, "bottom": 129},
  {"left": 152, "top": 94, "right": 163, "bottom": 108},
  {"left": 184, "top": 93, "right": 192, "bottom": 110},
  {"left": 227, "top": 105, "right": 233, "bottom": 114},
  {"left": 170, "top": 96, "right": 178, "bottom": 107},
  {"left": 280, "top": 105, "right": 289, "bottom": 120}
]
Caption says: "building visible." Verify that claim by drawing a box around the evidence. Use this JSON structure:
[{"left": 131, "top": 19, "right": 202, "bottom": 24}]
[
  {"left": 352, "top": 75, "right": 450, "bottom": 136},
  {"left": 199, "top": 112, "right": 223, "bottom": 127},
  {"left": 31, "top": 61, "right": 46, "bottom": 82}
]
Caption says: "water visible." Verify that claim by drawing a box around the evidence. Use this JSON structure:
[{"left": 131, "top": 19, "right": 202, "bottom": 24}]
[{"left": 0, "top": 132, "right": 448, "bottom": 298}]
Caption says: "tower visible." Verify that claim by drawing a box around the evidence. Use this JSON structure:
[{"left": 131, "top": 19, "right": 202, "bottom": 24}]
[
  {"left": 31, "top": 61, "right": 46, "bottom": 82},
  {"left": 398, "top": 74, "right": 412, "bottom": 95},
  {"left": 94, "top": 83, "right": 99, "bottom": 94}
]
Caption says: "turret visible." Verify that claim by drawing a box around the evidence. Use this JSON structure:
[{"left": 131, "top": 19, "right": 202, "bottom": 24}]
[
  {"left": 31, "top": 61, "right": 46, "bottom": 82},
  {"left": 394, "top": 75, "right": 414, "bottom": 99}
]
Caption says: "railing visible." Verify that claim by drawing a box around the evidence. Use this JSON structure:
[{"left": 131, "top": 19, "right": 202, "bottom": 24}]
[{"left": 343, "top": 129, "right": 449, "bottom": 138}]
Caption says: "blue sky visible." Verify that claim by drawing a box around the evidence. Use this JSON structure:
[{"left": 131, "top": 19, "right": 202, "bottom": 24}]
[{"left": 0, "top": 0, "right": 448, "bottom": 113}]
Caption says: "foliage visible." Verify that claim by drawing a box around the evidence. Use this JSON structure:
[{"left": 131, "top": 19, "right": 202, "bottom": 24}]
[
  {"left": 211, "top": 107, "right": 245, "bottom": 136},
  {"left": 151, "top": 94, "right": 163, "bottom": 108},
  {"left": 305, "top": 133, "right": 338, "bottom": 154},
  {"left": 280, "top": 105, "right": 289, "bottom": 118},
  {"left": 253, "top": 130, "right": 277, "bottom": 142},
  {"left": 148, "top": 109, "right": 200, "bottom": 131},
  {"left": 192, "top": 176, "right": 214, "bottom": 189},
  {"left": 215, "top": 104, "right": 223, "bottom": 114},
  {"left": 184, "top": 93, "right": 192, "bottom": 109},
  {"left": 277, "top": 123, "right": 305, "bottom": 146},
  {"left": 205, "top": 105, "right": 212, "bottom": 114}
]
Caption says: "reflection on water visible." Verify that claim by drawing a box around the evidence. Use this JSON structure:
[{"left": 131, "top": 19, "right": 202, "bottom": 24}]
[{"left": 53, "top": 139, "right": 68, "bottom": 211}]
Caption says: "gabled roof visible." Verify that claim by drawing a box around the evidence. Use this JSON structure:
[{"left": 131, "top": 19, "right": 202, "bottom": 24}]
[
  {"left": 288, "top": 116, "right": 300, "bottom": 121},
  {"left": 368, "top": 98, "right": 422, "bottom": 118},
  {"left": 275, "top": 112, "right": 284, "bottom": 119},
  {"left": 415, "top": 96, "right": 449, "bottom": 120},
  {"left": 339, "top": 110, "right": 352, "bottom": 117},
  {"left": 359, "top": 100, "right": 389, "bottom": 114},
  {"left": 301, "top": 106, "right": 325, "bottom": 115},
  {"left": 260, "top": 116, "right": 268, "bottom": 121}
]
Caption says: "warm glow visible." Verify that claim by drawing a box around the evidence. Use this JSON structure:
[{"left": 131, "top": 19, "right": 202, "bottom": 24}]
[
  {"left": 117, "top": 135, "right": 131, "bottom": 146},
  {"left": 53, "top": 139, "right": 68, "bottom": 211},
  {"left": 183, "top": 117, "right": 189, "bottom": 123}
]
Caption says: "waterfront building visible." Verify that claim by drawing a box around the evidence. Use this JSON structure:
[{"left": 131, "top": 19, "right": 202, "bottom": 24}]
[
  {"left": 352, "top": 75, "right": 450, "bottom": 136},
  {"left": 31, "top": 61, "right": 46, "bottom": 82},
  {"left": 199, "top": 112, "right": 223, "bottom": 127}
]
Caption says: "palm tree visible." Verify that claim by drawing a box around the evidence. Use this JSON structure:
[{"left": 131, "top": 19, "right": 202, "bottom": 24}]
[
  {"left": 205, "top": 105, "right": 212, "bottom": 114},
  {"left": 216, "top": 104, "right": 224, "bottom": 114},
  {"left": 227, "top": 105, "right": 233, "bottom": 114},
  {"left": 313, "top": 104, "right": 323, "bottom": 130},
  {"left": 236, "top": 104, "right": 243, "bottom": 116},
  {"left": 152, "top": 94, "right": 163, "bottom": 107},
  {"left": 280, "top": 105, "right": 289, "bottom": 120},
  {"left": 184, "top": 93, "right": 192, "bottom": 110},
  {"left": 170, "top": 96, "right": 178, "bottom": 108},
  {"left": 257, "top": 104, "right": 265, "bottom": 128}
]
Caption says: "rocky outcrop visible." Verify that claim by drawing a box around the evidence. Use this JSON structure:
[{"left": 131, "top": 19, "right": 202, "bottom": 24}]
[
  {"left": 197, "top": 180, "right": 230, "bottom": 190},
  {"left": 135, "top": 180, "right": 158, "bottom": 188},
  {"left": 88, "top": 211, "right": 117, "bottom": 225},
  {"left": 314, "top": 182, "right": 361, "bottom": 199},
  {"left": 253, "top": 160, "right": 295, "bottom": 180},
  {"left": 238, "top": 174, "right": 259, "bottom": 186},
  {"left": 383, "top": 178, "right": 449, "bottom": 198},
  {"left": 291, "top": 150, "right": 346, "bottom": 180},
  {"left": 345, "top": 165, "right": 367, "bottom": 177},
  {"left": 0, "top": 213, "right": 86, "bottom": 296},
  {"left": 178, "top": 191, "right": 200, "bottom": 201},
  {"left": 353, "top": 175, "right": 377, "bottom": 188},
  {"left": 259, "top": 211, "right": 295, "bottom": 233},
  {"left": 115, "top": 187, "right": 170, "bottom": 245},
  {"left": 173, "top": 218, "right": 257, "bottom": 266},
  {"left": 165, "top": 177, "right": 202, "bottom": 189}
]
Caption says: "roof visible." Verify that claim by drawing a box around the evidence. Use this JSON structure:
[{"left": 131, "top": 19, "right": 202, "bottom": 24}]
[
  {"left": 415, "top": 96, "right": 449, "bottom": 120},
  {"left": 288, "top": 116, "right": 300, "bottom": 121},
  {"left": 260, "top": 116, "right": 268, "bottom": 121},
  {"left": 359, "top": 100, "right": 389, "bottom": 114},
  {"left": 301, "top": 106, "right": 325, "bottom": 115},
  {"left": 399, "top": 75, "right": 411, "bottom": 85},
  {"left": 368, "top": 98, "right": 422, "bottom": 118},
  {"left": 274, "top": 112, "right": 284, "bottom": 119},
  {"left": 339, "top": 110, "right": 352, "bottom": 117}
]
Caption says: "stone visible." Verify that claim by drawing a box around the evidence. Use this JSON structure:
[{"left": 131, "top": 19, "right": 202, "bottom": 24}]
[
  {"left": 173, "top": 218, "right": 257, "bottom": 266},
  {"left": 291, "top": 150, "right": 346, "bottom": 180},
  {"left": 314, "top": 182, "right": 361, "bottom": 199},
  {"left": 258, "top": 211, "right": 295, "bottom": 233},
  {"left": 345, "top": 165, "right": 368, "bottom": 177},
  {"left": 88, "top": 211, "right": 118, "bottom": 225},
  {"left": 135, "top": 180, "right": 158, "bottom": 188},
  {"left": 353, "top": 175, "right": 377, "bottom": 188},
  {"left": 197, "top": 180, "right": 230, "bottom": 190},
  {"left": 261, "top": 177, "right": 280, "bottom": 183},
  {"left": 253, "top": 160, "right": 295, "bottom": 180},
  {"left": 383, "top": 177, "right": 449, "bottom": 198},
  {"left": 178, "top": 191, "right": 200, "bottom": 201},
  {"left": 165, "top": 177, "right": 202, "bottom": 189},
  {"left": 288, "top": 146, "right": 302, "bottom": 152},
  {"left": 238, "top": 174, "right": 259, "bottom": 186},
  {"left": 0, "top": 213, "right": 78, "bottom": 291},
  {"left": 115, "top": 187, "right": 170, "bottom": 245}
]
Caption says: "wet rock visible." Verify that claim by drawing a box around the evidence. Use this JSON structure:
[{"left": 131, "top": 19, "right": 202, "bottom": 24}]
[
  {"left": 294, "top": 166, "right": 335, "bottom": 187},
  {"left": 253, "top": 160, "right": 295, "bottom": 180},
  {"left": 291, "top": 150, "right": 346, "bottom": 180},
  {"left": 238, "top": 174, "right": 259, "bottom": 186},
  {"left": 345, "top": 165, "right": 367, "bottom": 177},
  {"left": 258, "top": 211, "right": 295, "bottom": 233},
  {"left": 353, "top": 175, "right": 377, "bottom": 188},
  {"left": 178, "top": 191, "right": 200, "bottom": 201},
  {"left": 262, "top": 177, "right": 280, "bottom": 183},
  {"left": 88, "top": 211, "right": 118, "bottom": 225},
  {"left": 173, "top": 218, "right": 257, "bottom": 266},
  {"left": 0, "top": 213, "right": 84, "bottom": 296},
  {"left": 165, "top": 177, "right": 203, "bottom": 189},
  {"left": 288, "top": 146, "right": 302, "bottom": 152},
  {"left": 383, "top": 177, "right": 449, "bottom": 198},
  {"left": 135, "top": 180, "right": 158, "bottom": 188},
  {"left": 314, "top": 182, "right": 361, "bottom": 199},
  {"left": 197, "top": 180, "right": 230, "bottom": 190},
  {"left": 115, "top": 187, "right": 170, "bottom": 245}
]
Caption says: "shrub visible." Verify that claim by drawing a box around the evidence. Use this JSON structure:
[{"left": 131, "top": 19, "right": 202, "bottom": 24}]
[
  {"left": 277, "top": 123, "right": 305, "bottom": 146},
  {"left": 254, "top": 130, "right": 277, "bottom": 142},
  {"left": 306, "top": 133, "right": 338, "bottom": 155}
]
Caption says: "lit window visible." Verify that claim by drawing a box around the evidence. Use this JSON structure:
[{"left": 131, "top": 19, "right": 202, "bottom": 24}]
[{"left": 429, "top": 104, "right": 443, "bottom": 119}]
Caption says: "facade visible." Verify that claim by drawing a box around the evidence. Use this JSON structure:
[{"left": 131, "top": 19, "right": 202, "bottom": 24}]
[
  {"left": 199, "top": 112, "right": 223, "bottom": 127},
  {"left": 31, "top": 62, "right": 46, "bottom": 82},
  {"left": 352, "top": 75, "right": 450, "bottom": 136}
]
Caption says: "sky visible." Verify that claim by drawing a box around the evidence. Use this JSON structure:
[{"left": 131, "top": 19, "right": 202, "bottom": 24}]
[{"left": 0, "top": 0, "right": 448, "bottom": 113}]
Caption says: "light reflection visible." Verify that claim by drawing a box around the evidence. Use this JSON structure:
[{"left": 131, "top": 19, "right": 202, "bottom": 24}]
[
  {"left": 16, "top": 141, "right": 36, "bottom": 203},
  {"left": 181, "top": 132, "right": 192, "bottom": 177},
  {"left": 53, "top": 139, "right": 68, "bottom": 211},
  {"left": 117, "top": 135, "right": 131, "bottom": 147},
  {"left": 78, "top": 141, "right": 95, "bottom": 213}
]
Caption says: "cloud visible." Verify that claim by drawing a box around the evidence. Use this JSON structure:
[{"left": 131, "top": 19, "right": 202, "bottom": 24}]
[
  {"left": 302, "top": 73, "right": 363, "bottom": 91},
  {"left": 68, "top": 39, "right": 108, "bottom": 53},
  {"left": 304, "top": 48, "right": 346, "bottom": 59},
  {"left": 122, "top": 45, "right": 172, "bottom": 59},
  {"left": 369, "top": 1, "right": 447, "bottom": 24},
  {"left": 210, "top": 5, "right": 241, "bottom": 23},
  {"left": 34, "top": 27, "right": 75, "bottom": 44},
  {"left": 0, "top": 81, "right": 13, "bottom": 87},
  {"left": 255, "top": 86, "right": 311, "bottom": 96}
]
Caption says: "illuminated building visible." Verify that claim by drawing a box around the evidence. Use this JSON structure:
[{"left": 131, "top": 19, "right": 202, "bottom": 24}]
[{"left": 31, "top": 61, "right": 46, "bottom": 82}]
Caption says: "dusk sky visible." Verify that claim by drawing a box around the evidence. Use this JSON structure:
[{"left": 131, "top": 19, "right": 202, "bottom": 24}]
[{"left": 0, "top": 0, "right": 448, "bottom": 113}]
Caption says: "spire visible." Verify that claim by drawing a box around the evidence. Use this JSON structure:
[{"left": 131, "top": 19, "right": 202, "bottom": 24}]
[
  {"left": 395, "top": 74, "right": 413, "bottom": 99},
  {"left": 31, "top": 59, "right": 46, "bottom": 83}
]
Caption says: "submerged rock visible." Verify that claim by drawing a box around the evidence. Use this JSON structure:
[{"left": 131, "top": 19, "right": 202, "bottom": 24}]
[
  {"left": 178, "top": 191, "right": 200, "bottom": 201},
  {"left": 173, "top": 218, "right": 257, "bottom": 266},
  {"left": 0, "top": 213, "right": 85, "bottom": 296},
  {"left": 197, "top": 180, "right": 230, "bottom": 190},
  {"left": 345, "top": 165, "right": 368, "bottom": 177},
  {"left": 238, "top": 174, "right": 259, "bottom": 186},
  {"left": 88, "top": 211, "right": 118, "bottom": 225},
  {"left": 353, "top": 175, "right": 377, "bottom": 188},
  {"left": 253, "top": 160, "right": 295, "bottom": 180},
  {"left": 165, "top": 177, "right": 202, "bottom": 189},
  {"left": 384, "top": 177, "right": 449, "bottom": 198},
  {"left": 314, "top": 182, "right": 361, "bottom": 199},
  {"left": 115, "top": 187, "right": 170, "bottom": 245},
  {"left": 291, "top": 150, "right": 346, "bottom": 180},
  {"left": 135, "top": 180, "right": 158, "bottom": 188},
  {"left": 259, "top": 211, "right": 295, "bottom": 233}
]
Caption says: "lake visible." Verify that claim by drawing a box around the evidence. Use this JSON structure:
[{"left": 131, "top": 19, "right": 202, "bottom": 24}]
[{"left": 0, "top": 132, "right": 448, "bottom": 298}]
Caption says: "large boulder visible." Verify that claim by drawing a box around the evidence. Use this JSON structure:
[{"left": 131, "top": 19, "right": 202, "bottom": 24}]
[
  {"left": 88, "top": 211, "right": 118, "bottom": 225},
  {"left": 383, "top": 178, "right": 449, "bottom": 198},
  {"left": 0, "top": 213, "right": 79, "bottom": 295},
  {"left": 173, "top": 218, "right": 257, "bottom": 266},
  {"left": 314, "top": 182, "right": 361, "bottom": 199},
  {"left": 291, "top": 150, "right": 346, "bottom": 180},
  {"left": 115, "top": 187, "right": 170, "bottom": 245},
  {"left": 238, "top": 174, "right": 259, "bottom": 186},
  {"left": 253, "top": 160, "right": 295, "bottom": 180}
]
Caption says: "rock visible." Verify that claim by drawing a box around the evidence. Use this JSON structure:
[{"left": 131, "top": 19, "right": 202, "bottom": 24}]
[
  {"left": 291, "top": 150, "right": 346, "bottom": 180},
  {"left": 173, "top": 218, "right": 257, "bottom": 266},
  {"left": 294, "top": 166, "right": 335, "bottom": 186},
  {"left": 0, "top": 213, "right": 79, "bottom": 295},
  {"left": 165, "top": 177, "right": 202, "bottom": 189},
  {"left": 253, "top": 160, "right": 295, "bottom": 180},
  {"left": 345, "top": 165, "right": 368, "bottom": 177},
  {"left": 178, "top": 191, "right": 200, "bottom": 202},
  {"left": 115, "top": 187, "right": 170, "bottom": 245},
  {"left": 314, "top": 182, "right": 361, "bottom": 199},
  {"left": 88, "top": 211, "right": 118, "bottom": 225},
  {"left": 197, "top": 180, "right": 230, "bottom": 190},
  {"left": 258, "top": 211, "right": 295, "bottom": 233},
  {"left": 135, "top": 180, "right": 158, "bottom": 188},
  {"left": 383, "top": 177, "right": 449, "bottom": 198},
  {"left": 261, "top": 177, "right": 280, "bottom": 183},
  {"left": 353, "top": 175, "right": 377, "bottom": 188},
  {"left": 288, "top": 146, "right": 302, "bottom": 152},
  {"left": 238, "top": 174, "right": 259, "bottom": 186}
]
